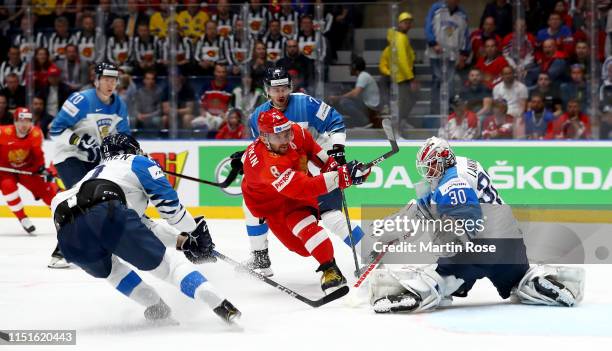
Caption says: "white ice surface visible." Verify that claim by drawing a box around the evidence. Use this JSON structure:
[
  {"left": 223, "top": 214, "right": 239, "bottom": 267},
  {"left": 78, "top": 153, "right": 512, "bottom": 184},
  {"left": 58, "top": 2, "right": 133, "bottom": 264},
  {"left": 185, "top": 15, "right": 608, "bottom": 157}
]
[{"left": 1, "top": 218, "right": 611, "bottom": 351}]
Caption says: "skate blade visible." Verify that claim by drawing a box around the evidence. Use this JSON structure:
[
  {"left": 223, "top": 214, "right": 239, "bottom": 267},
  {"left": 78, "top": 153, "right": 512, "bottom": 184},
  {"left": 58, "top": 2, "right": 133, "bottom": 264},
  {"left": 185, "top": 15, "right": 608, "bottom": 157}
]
[{"left": 323, "top": 282, "right": 347, "bottom": 295}]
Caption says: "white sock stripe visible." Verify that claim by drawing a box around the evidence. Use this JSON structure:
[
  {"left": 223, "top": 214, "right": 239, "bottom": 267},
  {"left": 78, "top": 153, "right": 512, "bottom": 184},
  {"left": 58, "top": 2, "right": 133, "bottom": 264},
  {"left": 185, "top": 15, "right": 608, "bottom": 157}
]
[
  {"left": 249, "top": 234, "right": 269, "bottom": 251},
  {"left": 8, "top": 202, "right": 23, "bottom": 211},
  {"left": 3, "top": 190, "right": 20, "bottom": 202},
  {"left": 292, "top": 215, "right": 317, "bottom": 236},
  {"left": 304, "top": 229, "right": 329, "bottom": 253}
]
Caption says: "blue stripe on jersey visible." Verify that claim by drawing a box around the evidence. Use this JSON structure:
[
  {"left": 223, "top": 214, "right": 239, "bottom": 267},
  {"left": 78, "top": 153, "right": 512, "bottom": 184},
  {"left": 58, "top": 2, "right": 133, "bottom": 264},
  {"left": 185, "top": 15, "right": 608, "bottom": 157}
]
[
  {"left": 131, "top": 156, "right": 180, "bottom": 207},
  {"left": 116, "top": 270, "right": 142, "bottom": 296},
  {"left": 247, "top": 223, "right": 269, "bottom": 236},
  {"left": 180, "top": 271, "right": 207, "bottom": 299}
]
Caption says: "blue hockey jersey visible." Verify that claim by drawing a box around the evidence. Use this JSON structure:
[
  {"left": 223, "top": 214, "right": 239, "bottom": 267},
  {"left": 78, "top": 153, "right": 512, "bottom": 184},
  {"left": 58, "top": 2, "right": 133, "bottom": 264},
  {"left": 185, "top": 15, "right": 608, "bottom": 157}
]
[
  {"left": 50, "top": 88, "right": 130, "bottom": 163},
  {"left": 249, "top": 93, "right": 346, "bottom": 149}
]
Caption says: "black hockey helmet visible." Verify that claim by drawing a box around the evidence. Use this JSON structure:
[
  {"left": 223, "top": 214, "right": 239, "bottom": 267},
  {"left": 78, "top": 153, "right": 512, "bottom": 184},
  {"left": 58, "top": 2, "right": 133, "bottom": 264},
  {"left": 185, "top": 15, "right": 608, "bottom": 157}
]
[
  {"left": 101, "top": 133, "right": 143, "bottom": 159},
  {"left": 95, "top": 62, "right": 120, "bottom": 80},
  {"left": 264, "top": 66, "right": 291, "bottom": 89}
]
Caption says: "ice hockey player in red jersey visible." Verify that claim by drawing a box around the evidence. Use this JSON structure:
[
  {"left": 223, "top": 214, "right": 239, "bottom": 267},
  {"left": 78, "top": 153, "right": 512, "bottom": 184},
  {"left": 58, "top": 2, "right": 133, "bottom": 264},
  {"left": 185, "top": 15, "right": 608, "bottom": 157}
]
[
  {"left": 241, "top": 109, "right": 370, "bottom": 293},
  {"left": 0, "top": 107, "right": 58, "bottom": 234}
]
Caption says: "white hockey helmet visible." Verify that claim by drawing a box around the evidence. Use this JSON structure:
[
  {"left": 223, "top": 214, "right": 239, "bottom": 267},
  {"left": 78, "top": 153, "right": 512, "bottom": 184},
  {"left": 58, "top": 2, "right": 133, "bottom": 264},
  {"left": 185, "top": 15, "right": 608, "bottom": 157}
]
[{"left": 416, "top": 136, "right": 456, "bottom": 182}]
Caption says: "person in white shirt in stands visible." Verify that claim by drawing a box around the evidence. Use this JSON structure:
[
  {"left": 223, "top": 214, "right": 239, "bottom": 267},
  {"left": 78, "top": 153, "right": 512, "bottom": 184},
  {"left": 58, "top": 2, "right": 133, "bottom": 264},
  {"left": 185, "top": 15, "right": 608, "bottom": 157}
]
[
  {"left": 493, "top": 66, "right": 528, "bottom": 119},
  {"left": 328, "top": 55, "right": 380, "bottom": 128}
]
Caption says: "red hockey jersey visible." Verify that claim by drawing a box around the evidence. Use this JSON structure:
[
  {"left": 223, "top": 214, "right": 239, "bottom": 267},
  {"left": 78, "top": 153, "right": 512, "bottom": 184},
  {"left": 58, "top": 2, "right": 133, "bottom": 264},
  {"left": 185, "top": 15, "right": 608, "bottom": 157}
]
[{"left": 0, "top": 125, "right": 45, "bottom": 172}]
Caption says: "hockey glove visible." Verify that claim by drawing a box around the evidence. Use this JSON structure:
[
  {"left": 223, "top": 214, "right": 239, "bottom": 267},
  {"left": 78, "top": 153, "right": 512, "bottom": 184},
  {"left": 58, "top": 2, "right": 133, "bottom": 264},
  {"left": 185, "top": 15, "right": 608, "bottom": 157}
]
[
  {"left": 71, "top": 134, "right": 101, "bottom": 163},
  {"left": 327, "top": 144, "right": 346, "bottom": 165},
  {"left": 229, "top": 150, "right": 245, "bottom": 174},
  {"left": 179, "top": 216, "right": 216, "bottom": 264},
  {"left": 36, "top": 166, "right": 54, "bottom": 183},
  {"left": 321, "top": 156, "right": 339, "bottom": 173},
  {"left": 337, "top": 160, "right": 371, "bottom": 189}
]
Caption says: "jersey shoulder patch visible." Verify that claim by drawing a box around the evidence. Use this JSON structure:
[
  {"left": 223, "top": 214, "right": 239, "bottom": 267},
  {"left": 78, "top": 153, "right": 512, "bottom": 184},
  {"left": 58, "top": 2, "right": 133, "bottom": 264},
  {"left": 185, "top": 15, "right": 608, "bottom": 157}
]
[
  {"left": 315, "top": 101, "right": 331, "bottom": 121},
  {"left": 148, "top": 164, "right": 165, "bottom": 179},
  {"left": 61, "top": 100, "right": 80, "bottom": 117}
]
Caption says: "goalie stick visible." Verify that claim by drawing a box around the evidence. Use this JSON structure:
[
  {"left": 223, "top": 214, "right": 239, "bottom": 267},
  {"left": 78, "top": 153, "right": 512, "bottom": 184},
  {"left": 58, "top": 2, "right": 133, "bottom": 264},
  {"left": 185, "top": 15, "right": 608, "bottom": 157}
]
[
  {"left": 360, "top": 118, "right": 400, "bottom": 171},
  {"left": 214, "top": 250, "right": 349, "bottom": 308}
]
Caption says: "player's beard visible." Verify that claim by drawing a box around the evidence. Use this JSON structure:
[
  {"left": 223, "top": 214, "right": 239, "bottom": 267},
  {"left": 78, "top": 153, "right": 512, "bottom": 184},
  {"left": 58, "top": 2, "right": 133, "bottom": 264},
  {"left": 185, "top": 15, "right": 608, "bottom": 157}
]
[{"left": 271, "top": 143, "right": 289, "bottom": 154}]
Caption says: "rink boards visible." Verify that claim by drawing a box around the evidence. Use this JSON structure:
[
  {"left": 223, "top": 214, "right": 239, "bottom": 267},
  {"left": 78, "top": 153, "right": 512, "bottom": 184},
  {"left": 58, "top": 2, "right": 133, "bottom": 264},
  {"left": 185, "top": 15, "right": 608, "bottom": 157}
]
[{"left": 2, "top": 140, "right": 611, "bottom": 223}]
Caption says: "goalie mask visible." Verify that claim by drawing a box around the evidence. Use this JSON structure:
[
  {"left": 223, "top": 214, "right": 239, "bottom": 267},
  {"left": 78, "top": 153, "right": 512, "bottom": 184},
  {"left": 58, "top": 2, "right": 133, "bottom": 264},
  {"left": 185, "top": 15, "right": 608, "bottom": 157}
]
[{"left": 416, "top": 136, "right": 456, "bottom": 182}]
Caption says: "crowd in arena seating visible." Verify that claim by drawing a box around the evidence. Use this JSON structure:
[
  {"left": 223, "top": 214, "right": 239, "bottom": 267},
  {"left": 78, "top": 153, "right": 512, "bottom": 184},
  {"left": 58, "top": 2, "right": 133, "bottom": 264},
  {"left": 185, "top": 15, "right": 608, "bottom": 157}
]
[
  {"left": 424, "top": 0, "right": 611, "bottom": 140},
  {"left": 0, "top": 0, "right": 355, "bottom": 139},
  {"left": 0, "top": 0, "right": 610, "bottom": 140}
]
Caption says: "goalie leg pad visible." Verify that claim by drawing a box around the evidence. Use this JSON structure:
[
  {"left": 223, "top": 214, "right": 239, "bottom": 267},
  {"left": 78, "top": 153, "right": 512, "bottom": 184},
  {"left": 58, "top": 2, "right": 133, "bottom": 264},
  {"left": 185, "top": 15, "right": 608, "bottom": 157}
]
[
  {"left": 514, "top": 265, "right": 585, "bottom": 307},
  {"left": 369, "top": 265, "right": 465, "bottom": 313}
]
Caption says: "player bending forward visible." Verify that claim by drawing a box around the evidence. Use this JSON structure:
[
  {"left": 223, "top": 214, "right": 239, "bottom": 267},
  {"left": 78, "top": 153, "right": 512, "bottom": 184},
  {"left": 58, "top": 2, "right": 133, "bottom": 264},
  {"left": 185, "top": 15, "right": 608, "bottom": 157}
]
[
  {"left": 241, "top": 66, "right": 365, "bottom": 277},
  {"left": 241, "top": 109, "right": 370, "bottom": 293},
  {"left": 51, "top": 134, "right": 241, "bottom": 323},
  {"left": 369, "top": 136, "right": 584, "bottom": 313},
  {"left": 0, "top": 108, "right": 58, "bottom": 234}
]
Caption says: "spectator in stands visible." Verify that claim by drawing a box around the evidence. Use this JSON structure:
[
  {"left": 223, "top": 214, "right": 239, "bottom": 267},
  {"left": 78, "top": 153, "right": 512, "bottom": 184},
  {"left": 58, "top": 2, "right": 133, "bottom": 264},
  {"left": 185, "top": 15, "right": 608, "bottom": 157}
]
[
  {"left": 250, "top": 41, "right": 274, "bottom": 90},
  {"left": 195, "top": 21, "right": 227, "bottom": 75},
  {"left": 493, "top": 66, "right": 528, "bottom": 119},
  {"left": 211, "top": 0, "right": 237, "bottom": 39},
  {"left": 106, "top": 18, "right": 132, "bottom": 71},
  {"left": 176, "top": 0, "right": 209, "bottom": 42},
  {"left": 215, "top": 108, "right": 247, "bottom": 139},
  {"left": 149, "top": 0, "right": 171, "bottom": 39},
  {"left": 124, "top": 0, "right": 148, "bottom": 38},
  {"left": 0, "top": 73, "right": 25, "bottom": 113},
  {"left": 56, "top": 44, "right": 88, "bottom": 91},
  {"left": 297, "top": 15, "right": 326, "bottom": 63},
  {"left": 13, "top": 15, "right": 45, "bottom": 62},
  {"left": 523, "top": 94, "right": 555, "bottom": 139},
  {"left": 603, "top": 56, "right": 612, "bottom": 82},
  {"left": 547, "top": 99, "right": 591, "bottom": 139},
  {"left": 116, "top": 71, "right": 138, "bottom": 117},
  {"left": 247, "top": 0, "right": 269, "bottom": 39},
  {"left": 379, "top": 12, "right": 417, "bottom": 127},
  {"left": 194, "top": 63, "right": 233, "bottom": 131},
  {"left": 553, "top": 1, "right": 573, "bottom": 32},
  {"left": 36, "top": 66, "right": 74, "bottom": 118},
  {"left": 226, "top": 19, "right": 253, "bottom": 76},
  {"left": 80, "top": 63, "right": 97, "bottom": 91},
  {"left": 480, "top": 0, "right": 513, "bottom": 37},
  {"left": 132, "top": 22, "right": 158, "bottom": 76},
  {"left": 276, "top": 0, "right": 300, "bottom": 39},
  {"left": 502, "top": 18, "right": 537, "bottom": 80},
  {"left": 32, "top": 0, "right": 56, "bottom": 29},
  {"left": 323, "top": 4, "right": 352, "bottom": 64},
  {"left": 536, "top": 12, "right": 574, "bottom": 57},
  {"left": 329, "top": 55, "right": 380, "bottom": 128},
  {"left": 71, "top": 14, "right": 104, "bottom": 64},
  {"left": 529, "top": 72, "right": 563, "bottom": 117},
  {"left": 277, "top": 39, "right": 315, "bottom": 93},
  {"left": 568, "top": 40, "right": 591, "bottom": 77},
  {"left": 475, "top": 38, "right": 508, "bottom": 88},
  {"left": 560, "top": 64, "right": 590, "bottom": 109},
  {"left": 31, "top": 48, "right": 59, "bottom": 90},
  {"left": 263, "top": 18, "right": 286, "bottom": 64},
  {"left": 442, "top": 95, "right": 480, "bottom": 140},
  {"left": 425, "top": 0, "right": 470, "bottom": 115},
  {"left": 0, "top": 46, "right": 26, "bottom": 88},
  {"left": 31, "top": 95, "right": 54, "bottom": 138},
  {"left": 48, "top": 16, "right": 72, "bottom": 62},
  {"left": 54, "top": 0, "right": 81, "bottom": 26},
  {"left": 232, "top": 75, "right": 266, "bottom": 117},
  {"left": 599, "top": 65, "right": 612, "bottom": 139},
  {"left": 529, "top": 39, "right": 567, "bottom": 87},
  {"left": 482, "top": 98, "right": 514, "bottom": 139},
  {"left": 156, "top": 30, "right": 192, "bottom": 76},
  {"left": 162, "top": 73, "right": 196, "bottom": 128},
  {"left": 0, "top": 94, "right": 10, "bottom": 125},
  {"left": 470, "top": 16, "right": 501, "bottom": 64},
  {"left": 133, "top": 70, "right": 165, "bottom": 129},
  {"left": 460, "top": 68, "right": 492, "bottom": 118}
]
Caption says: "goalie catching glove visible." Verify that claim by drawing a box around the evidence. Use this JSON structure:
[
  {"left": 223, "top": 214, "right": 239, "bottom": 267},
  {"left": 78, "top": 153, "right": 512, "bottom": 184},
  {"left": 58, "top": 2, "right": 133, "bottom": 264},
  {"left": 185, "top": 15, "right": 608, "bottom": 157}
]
[{"left": 177, "top": 216, "right": 216, "bottom": 263}]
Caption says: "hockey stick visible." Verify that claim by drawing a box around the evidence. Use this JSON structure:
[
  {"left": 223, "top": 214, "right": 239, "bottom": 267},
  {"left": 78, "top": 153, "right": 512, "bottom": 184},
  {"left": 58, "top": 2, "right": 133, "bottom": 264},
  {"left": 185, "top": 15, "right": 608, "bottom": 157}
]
[
  {"left": 360, "top": 118, "right": 399, "bottom": 171},
  {"left": 340, "top": 189, "right": 361, "bottom": 278},
  {"left": 164, "top": 167, "right": 239, "bottom": 188},
  {"left": 214, "top": 250, "right": 349, "bottom": 308},
  {"left": 0, "top": 166, "right": 38, "bottom": 176}
]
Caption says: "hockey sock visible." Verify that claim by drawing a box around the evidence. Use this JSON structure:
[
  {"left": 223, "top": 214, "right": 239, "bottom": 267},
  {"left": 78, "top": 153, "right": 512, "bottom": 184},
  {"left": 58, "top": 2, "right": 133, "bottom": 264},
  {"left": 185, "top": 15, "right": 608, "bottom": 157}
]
[
  {"left": 292, "top": 215, "right": 334, "bottom": 265},
  {"left": 321, "top": 210, "right": 364, "bottom": 248},
  {"left": 107, "top": 256, "right": 161, "bottom": 308},
  {"left": 247, "top": 222, "right": 269, "bottom": 251},
  {"left": 150, "top": 250, "right": 223, "bottom": 309},
  {"left": 3, "top": 189, "right": 26, "bottom": 220}
]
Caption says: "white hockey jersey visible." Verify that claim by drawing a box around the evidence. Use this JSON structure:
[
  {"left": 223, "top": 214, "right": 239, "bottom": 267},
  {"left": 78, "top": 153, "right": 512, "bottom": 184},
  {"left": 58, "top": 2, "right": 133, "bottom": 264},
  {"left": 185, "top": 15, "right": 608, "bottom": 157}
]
[{"left": 51, "top": 154, "right": 196, "bottom": 234}]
